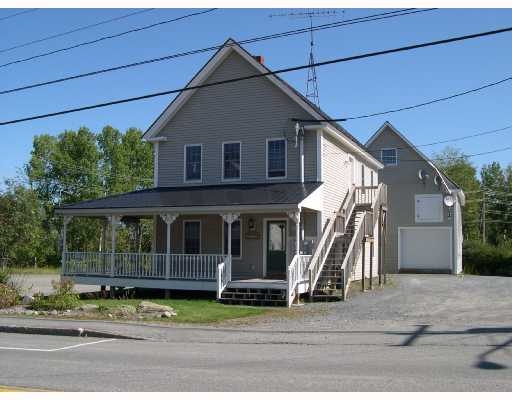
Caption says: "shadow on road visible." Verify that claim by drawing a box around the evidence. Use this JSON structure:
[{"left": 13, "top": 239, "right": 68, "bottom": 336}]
[{"left": 391, "top": 324, "right": 512, "bottom": 370}]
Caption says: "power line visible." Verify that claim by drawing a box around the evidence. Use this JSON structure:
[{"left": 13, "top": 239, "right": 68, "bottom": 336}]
[
  {"left": 0, "top": 9, "right": 38, "bottom": 23},
  {"left": 294, "top": 75, "right": 512, "bottom": 122},
  {"left": 1, "top": 24, "right": 511, "bottom": 127},
  {"left": 0, "top": 9, "right": 155, "bottom": 55},
  {"left": 0, "top": 8, "right": 436, "bottom": 97},
  {"left": 0, "top": 8, "right": 217, "bottom": 70}
]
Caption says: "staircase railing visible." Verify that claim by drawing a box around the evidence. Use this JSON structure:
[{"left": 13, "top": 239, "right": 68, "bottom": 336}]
[
  {"left": 308, "top": 186, "right": 356, "bottom": 295},
  {"left": 341, "top": 212, "right": 370, "bottom": 300},
  {"left": 216, "top": 255, "right": 232, "bottom": 300},
  {"left": 287, "top": 254, "right": 311, "bottom": 307}
]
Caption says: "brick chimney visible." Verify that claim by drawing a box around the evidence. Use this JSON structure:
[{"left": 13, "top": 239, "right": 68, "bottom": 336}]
[{"left": 252, "top": 55, "right": 265, "bottom": 65}]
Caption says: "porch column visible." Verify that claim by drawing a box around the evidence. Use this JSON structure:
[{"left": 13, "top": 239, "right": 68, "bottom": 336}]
[
  {"left": 288, "top": 210, "right": 301, "bottom": 256},
  {"left": 221, "top": 213, "right": 240, "bottom": 257},
  {"left": 61, "top": 216, "right": 73, "bottom": 272},
  {"left": 160, "top": 213, "right": 179, "bottom": 279},
  {"left": 108, "top": 215, "right": 122, "bottom": 277}
]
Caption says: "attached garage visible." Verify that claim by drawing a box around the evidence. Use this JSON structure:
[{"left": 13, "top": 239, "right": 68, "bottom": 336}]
[{"left": 398, "top": 227, "right": 452, "bottom": 272}]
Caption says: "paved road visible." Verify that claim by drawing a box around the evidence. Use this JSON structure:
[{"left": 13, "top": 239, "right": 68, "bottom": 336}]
[
  {"left": 0, "top": 274, "right": 510, "bottom": 391},
  {"left": 0, "top": 325, "right": 510, "bottom": 391},
  {"left": 11, "top": 274, "right": 97, "bottom": 296}
]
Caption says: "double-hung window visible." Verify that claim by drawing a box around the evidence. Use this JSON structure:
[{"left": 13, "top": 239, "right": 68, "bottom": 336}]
[
  {"left": 223, "top": 220, "right": 241, "bottom": 258},
  {"left": 223, "top": 142, "right": 241, "bottom": 181},
  {"left": 267, "top": 138, "right": 286, "bottom": 179},
  {"left": 381, "top": 148, "right": 397, "bottom": 166},
  {"left": 184, "top": 221, "right": 201, "bottom": 254},
  {"left": 184, "top": 144, "right": 202, "bottom": 182}
]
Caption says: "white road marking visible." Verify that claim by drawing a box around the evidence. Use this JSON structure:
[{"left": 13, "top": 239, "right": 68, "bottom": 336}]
[{"left": 0, "top": 338, "right": 116, "bottom": 352}]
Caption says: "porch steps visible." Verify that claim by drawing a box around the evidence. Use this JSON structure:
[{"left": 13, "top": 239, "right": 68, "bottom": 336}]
[
  {"left": 219, "top": 287, "right": 287, "bottom": 307},
  {"left": 310, "top": 213, "right": 357, "bottom": 301}
]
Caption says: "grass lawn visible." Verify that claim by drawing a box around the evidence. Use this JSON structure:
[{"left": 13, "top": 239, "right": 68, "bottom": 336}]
[
  {"left": 6, "top": 267, "right": 60, "bottom": 275},
  {"left": 79, "top": 298, "right": 272, "bottom": 324}
]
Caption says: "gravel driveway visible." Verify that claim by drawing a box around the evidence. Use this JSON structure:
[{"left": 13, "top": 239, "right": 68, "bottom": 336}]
[
  {"left": 247, "top": 274, "right": 512, "bottom": 331},
  {"left": 11, "top": 274, "right": 98, "bottom": 296}
]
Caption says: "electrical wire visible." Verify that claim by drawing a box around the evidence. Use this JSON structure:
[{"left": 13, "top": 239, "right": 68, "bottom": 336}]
[
  {"left": 0, "top": 9, "right": 155, "bottom": 55},
  {"left": 0, "top": 8, "right": 217, "bottom": 70},
  {"left": 0, "top": 8, "right": 437, "bottom": 96},
  {"left": 0, "top": 9, "right": 38, "bottom": 23},
  {"left": 1, "top": 25, "right": 512, "bottom": 127}
]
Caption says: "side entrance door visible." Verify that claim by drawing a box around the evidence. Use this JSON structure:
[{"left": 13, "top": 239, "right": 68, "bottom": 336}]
[{"left": 266, "top": 220, "right": 287, "bottom": 279}]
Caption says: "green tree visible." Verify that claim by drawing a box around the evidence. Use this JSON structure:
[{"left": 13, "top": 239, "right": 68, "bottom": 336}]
[
  {"left": 0, "top": 180, "right": 49, "bottom": 266},
  {"left": 433, "top": 147, "right": 481, "bottom": 240},
  {"left": 480, "top": 162, "right": 507, "bottom": 245}
]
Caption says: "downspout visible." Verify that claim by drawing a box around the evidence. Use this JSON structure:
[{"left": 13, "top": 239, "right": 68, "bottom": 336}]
[{"left": 295, "top": 122, "right": 304, "bottom": 183}]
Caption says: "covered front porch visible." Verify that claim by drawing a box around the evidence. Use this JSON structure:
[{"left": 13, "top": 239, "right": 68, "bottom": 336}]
[{"left": 56, "top": 182, "right": 322, "bottom": 305}]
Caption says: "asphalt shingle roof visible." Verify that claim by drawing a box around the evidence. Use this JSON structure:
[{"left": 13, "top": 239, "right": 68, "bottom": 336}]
[{"left": 57, "top": 182, "right": 322, "bottom": 211}]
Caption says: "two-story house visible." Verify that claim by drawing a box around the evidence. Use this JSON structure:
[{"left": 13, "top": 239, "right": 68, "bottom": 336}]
[{"left": 56, "top": 39, "right": 387, "bottom": 306}]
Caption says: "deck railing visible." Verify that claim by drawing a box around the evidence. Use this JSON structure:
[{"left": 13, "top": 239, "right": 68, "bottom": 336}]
[
  {"left": 63, "top": 252, "right": 225, "bottom": 281},
  {"left": 286, "top": 254, "right": 312, "bottom": 307},
  {"left": 355, "top": 185, "right": 378, "bottom": 205}
]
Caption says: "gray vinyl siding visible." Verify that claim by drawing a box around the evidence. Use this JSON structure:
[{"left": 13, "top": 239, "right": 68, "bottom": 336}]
[
  {"left": 366, "top": 125, "right": 456, "bottom": 273},
  {"left": 157, "top": 50, "right": 318, "bottom": 186},
  {"left": 155, "top": 212, "right": 317, "bottom": 279}
]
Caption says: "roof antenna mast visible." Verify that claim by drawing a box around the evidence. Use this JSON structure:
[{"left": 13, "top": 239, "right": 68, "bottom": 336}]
[{"left": 269, "top": 9, "right": 343, "bottom": 107}]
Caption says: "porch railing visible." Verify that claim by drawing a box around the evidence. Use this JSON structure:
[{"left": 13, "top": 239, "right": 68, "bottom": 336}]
[
  {"left": 355, "top": 185, "right": 378, "bottom": 205},
  {"left": 63, "top": 252, "right": 225, "bottom": 281},
  {"left": 286, "top": 254, "right": 312, "bottom": 307},
  {"left": 216, "top": 255, "right": 232, "bottom": 299}
]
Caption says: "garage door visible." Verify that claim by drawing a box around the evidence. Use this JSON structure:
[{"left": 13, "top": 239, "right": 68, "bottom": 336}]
[{"left": 399, "top": 227, "right": 452, "bottom": 272}]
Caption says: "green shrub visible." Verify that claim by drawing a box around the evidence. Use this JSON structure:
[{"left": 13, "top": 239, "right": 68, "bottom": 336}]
[
  {"left": 0, "top": 283, "right": 19, "bottom": 308},
  {"left": 31, "top": 279, "right": 80, "bottom": 311},
  {"left": 463, "top": 240, "right": 512, "bottom": 276},
  {"left": 0, "top": 269, "right": 9, "bottom": 285}
]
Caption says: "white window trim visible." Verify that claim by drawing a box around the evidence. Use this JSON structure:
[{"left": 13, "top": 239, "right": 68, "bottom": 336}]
[
  {"left": 221, "top": 141, "right": 242, "bottom": 182},
  {"left": 266, "top": 138, "right": 287, "bottom": 180},
  {"left": 182, "top": 220, "right": 202, "bottom": 254},
  {"left": 415, "top": 194, "right": 444, "bottom": 223},
  {"left": 183, "top": 144, "right": 203, "bottom": 183},
  {"left": 381, "top": 147, "right": 398, "bottom": 167},
  {"left": 221, "top": 217, "right": 243, "bottom": 259}
]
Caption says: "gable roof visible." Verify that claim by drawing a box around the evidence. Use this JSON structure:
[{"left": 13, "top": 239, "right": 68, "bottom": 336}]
[
  {"left": 143, "top": 38, "right": 381, "bottom": 167},
  {"left": 366, "top": 121, "right": 465, "bottom": 203}
]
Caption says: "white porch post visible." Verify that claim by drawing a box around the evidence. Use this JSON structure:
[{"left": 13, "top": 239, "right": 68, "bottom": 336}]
[
  {"left": 61, "top": 216, "right": 73, "bottom": 273},
  {"left": 109, "top": 215, "right": 121, "bottom": 277},
  {"left": 221, "top": 213, "right": 240, "bottom": 257},
  {"left": 160, "top": 213, "right": 178, "bottom": 279},
  {"left": 288, "top": 210, "right": 301, "bottom": 256}
]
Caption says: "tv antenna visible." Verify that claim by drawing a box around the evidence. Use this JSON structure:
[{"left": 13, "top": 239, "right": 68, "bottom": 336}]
[{"left": 269, "top": 9, "right": 343, "bottom": 107}]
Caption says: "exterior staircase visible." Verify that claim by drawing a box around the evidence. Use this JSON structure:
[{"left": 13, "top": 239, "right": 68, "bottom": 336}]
[
  {"left": 311, "top": 213, "right": 357, "bottom": 300},
  {"left": 219, "top": 286, "right": 287, "bottom": 306}
]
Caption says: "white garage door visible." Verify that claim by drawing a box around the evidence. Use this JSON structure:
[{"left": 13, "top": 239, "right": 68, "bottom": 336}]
[{"left": 399, "top": 227, "right": 452, "bottom": 271}]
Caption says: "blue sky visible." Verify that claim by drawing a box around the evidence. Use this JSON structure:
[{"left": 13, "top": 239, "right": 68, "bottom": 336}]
[{"left": 0, "top": 8, "right": 511, "bottom": 185}]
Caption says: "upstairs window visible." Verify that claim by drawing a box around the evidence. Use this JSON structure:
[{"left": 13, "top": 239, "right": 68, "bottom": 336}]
[
  {"left": 267, "top": 138, "right": 286, "bottom": 179},
  {"left": 223, "top": 142, "right": 241, "bottom": 180},
  {"left": 184, "top": 144, "right": 202, "bottom": 182},
  {"left": 381, "top": 148, "right": 397, "bottom": 166}
]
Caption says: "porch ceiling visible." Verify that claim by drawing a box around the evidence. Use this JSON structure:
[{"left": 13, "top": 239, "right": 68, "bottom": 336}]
[{"left": 55, "top": 182, "right": 323, "bottom": 216}]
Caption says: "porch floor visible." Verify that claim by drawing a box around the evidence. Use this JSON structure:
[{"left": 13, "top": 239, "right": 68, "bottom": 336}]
[{"left": 227, "top": 279, "right": 287, "bottom": 290}]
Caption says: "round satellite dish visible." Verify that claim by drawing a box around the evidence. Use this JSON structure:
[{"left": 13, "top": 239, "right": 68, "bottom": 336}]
[
  {"left": 444, "top": 195, "right": 454, "bottom": 207},
  {"left": 418, "top": 169, "right": 429, "bottom": 181}
]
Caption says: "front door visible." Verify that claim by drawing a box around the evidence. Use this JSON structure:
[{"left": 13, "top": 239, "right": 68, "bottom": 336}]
[{"left": 266, "top": 220, "right": 287, "bottom": 279}]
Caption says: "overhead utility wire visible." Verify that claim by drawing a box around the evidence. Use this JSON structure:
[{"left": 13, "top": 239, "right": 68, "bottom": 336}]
[
  {"left": 0, "top": 8, "right": 217, "bottom": 70},
  {"left": 1, "top": 25, "right": 512, "bottom": 127},
  {"left": 294, "top": 76, "right": 512, "bottom": 122},
  {"left": 0, "top": 9, "right": 155, "bottom": 55},
  {"left": 0, "top": 9, "right": 38, "bottom": 22},
  {"left": 0, "top": 8, "right": 435, "bottom": 96}
]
